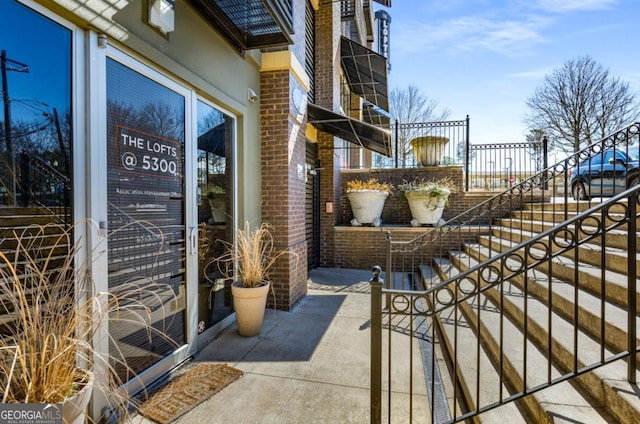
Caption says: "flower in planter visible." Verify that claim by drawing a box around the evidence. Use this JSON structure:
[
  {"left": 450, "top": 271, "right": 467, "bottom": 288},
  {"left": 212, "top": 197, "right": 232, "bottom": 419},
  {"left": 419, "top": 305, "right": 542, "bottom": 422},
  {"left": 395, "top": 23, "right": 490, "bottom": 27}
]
[
  {"left": 398, "top": 177, "right": 456, "bottom": 204},
  {"left": 398, "top": 177, "right": 457, "bottom": 226},
  {"left": 345, "top": 178, "right": 394, "bottom": 226},
  {"left": 346, "top": 178, "right": 394, "bottom": 194}
]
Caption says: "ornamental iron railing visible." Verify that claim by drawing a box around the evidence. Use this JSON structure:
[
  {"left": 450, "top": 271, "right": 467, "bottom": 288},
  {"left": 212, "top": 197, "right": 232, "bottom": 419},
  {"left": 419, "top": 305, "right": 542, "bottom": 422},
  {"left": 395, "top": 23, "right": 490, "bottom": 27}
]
[{"left": 370, "top": 121, "right": 640, "bottom": 423}]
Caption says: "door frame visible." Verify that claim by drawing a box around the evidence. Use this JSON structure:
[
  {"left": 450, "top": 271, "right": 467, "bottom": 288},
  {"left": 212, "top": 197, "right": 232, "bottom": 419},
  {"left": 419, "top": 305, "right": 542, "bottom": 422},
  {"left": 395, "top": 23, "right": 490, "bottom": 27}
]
[{"left": 92, "top": 43, "right": 196, "bottom": 403}]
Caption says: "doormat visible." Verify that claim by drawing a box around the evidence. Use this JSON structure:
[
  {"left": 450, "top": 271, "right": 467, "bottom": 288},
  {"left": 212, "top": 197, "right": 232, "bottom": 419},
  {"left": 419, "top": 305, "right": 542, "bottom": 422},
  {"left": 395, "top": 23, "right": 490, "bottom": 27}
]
[{"left": 138, "top": 363, "right": 243, "bottom": 424}]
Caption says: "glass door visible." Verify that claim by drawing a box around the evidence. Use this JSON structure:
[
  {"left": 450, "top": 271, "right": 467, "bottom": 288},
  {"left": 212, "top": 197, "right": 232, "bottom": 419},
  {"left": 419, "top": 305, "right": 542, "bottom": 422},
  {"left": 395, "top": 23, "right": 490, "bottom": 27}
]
[
  {"left": 105, "top": 57, "right": 187, "bottom": 384},
  {"left": 196, "top": 99, "right": 235, "bottom": 336}
]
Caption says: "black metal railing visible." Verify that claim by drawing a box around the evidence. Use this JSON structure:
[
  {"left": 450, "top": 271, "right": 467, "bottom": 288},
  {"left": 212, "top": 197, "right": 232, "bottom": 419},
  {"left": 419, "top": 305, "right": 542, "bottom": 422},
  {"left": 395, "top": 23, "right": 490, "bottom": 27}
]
[
  {"left": 19, "top": 152, "right": 71, "bottom": 224},
  {"left": 466, "top": 139, "right": 548, "bottom": 192},
  {"left": 364, "top": 117, "right": 548, "bottom": 192},
  {"left": 388, "top": 122, "right": 640, "bottom": 279},
  {"left": 370, "top": 121, "right": 640, "bottom": 423},
  {"left": 371, "top": 187, "right": 639, "bottom": 422},
  {"left": 372, "top": 117, "right": 469, "bottom": 170}
]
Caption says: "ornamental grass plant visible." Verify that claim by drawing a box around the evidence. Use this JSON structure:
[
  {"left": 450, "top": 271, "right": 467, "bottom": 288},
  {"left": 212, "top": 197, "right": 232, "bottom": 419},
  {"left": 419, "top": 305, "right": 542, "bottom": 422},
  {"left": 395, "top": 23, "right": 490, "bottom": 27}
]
[
  {"left": 0, "top": 221, "right": 176, "bottom": 420},
  {"left": 217, "top": 221, "right": 293, "bottom": 288}
]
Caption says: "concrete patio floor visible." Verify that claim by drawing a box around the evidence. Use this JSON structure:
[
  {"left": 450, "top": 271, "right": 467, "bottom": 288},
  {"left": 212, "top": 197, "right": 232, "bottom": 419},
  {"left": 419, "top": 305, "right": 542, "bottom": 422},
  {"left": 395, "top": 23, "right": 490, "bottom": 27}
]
[{"left": 131, "top": 268, "right": 429, "bottom": 423}]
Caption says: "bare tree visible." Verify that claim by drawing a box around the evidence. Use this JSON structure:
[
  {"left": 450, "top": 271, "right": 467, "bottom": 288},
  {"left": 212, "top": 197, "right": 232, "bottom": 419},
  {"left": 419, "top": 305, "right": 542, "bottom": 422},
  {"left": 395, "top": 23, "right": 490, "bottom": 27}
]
[
  {"left": 388, "top": 84, "right": 450, "bottom": 166},
  {"left": 525, "top": 128, "right": 547, "bottom": 171},
  {"left": 525, "top": 56, "right": 639, "bottom": 153}
]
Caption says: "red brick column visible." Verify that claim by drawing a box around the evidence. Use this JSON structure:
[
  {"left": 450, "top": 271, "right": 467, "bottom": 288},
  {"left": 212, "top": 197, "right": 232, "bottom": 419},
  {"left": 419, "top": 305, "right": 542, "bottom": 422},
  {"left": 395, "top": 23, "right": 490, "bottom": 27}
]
[
  {"left": 260, "top": 69, "right": 308, "bottom": 310},
  {"left": 315, "top": 0, "right": 341, "bottom": 267}
]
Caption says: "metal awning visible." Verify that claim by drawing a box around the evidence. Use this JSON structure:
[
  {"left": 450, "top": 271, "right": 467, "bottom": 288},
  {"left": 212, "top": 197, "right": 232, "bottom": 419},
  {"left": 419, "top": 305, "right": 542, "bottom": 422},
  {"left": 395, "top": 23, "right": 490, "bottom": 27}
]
[
  {"left": 190, "top": 0, "right": 293, "bottom": 51},
  {"left": 197, "top": 123, "right": 226, "bottom": 156},
  {"left": 340, "top": 36, "right": 389, "bottom": 111},
  {"left": 307, "top": 103, "right": 392, "bottom": 157},
  {"left": 373, "top": 0, "right": 391, "bottom": 6},
  {"left": 362, "top": 101, "right": 391, "bottom": 127}
]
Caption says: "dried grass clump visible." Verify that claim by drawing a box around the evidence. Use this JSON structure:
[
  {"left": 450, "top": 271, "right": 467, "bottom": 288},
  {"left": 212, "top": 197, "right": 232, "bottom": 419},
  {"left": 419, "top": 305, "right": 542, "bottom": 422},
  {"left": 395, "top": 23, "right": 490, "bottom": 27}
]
[
  {"left": 345, "top": 178, "right": 394, "bottom": 194},
  {"left": 0, "top": 221, "right": 177, "bottom": 420},
  {"left": 217, "top": 222, "right": 292, "bottom": 288}
]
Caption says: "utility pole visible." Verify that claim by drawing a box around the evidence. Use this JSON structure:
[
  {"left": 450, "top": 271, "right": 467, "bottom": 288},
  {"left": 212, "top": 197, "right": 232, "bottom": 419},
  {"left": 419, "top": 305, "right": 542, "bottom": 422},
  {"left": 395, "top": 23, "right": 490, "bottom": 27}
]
[
  {"left": 1, "top": 50, "right": 29, "bottom": 206},
  {"left": 1, "top": 50, "right": 14, "bottom": 205}
]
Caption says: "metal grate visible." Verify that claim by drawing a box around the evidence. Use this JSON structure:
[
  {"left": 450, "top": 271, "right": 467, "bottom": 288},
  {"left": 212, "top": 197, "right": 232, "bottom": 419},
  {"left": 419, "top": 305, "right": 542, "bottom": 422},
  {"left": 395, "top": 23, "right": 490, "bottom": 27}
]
[{"left": 190, "top": 0, "right": 293, "bottom": 51}]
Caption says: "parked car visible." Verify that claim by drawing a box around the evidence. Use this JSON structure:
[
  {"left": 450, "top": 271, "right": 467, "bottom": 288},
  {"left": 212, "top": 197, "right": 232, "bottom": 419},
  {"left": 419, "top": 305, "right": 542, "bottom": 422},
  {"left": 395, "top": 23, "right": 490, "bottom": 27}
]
[{"left": 569, "top": 148, "right": 640, "bottom": 200}]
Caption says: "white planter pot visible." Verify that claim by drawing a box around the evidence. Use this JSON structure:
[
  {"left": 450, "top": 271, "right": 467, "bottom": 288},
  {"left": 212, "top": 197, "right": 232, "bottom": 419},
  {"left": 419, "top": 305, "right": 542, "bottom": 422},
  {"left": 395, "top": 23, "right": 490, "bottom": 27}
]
[
  {"left": 231, "top": 281, "right": 270, "bottom": 337},
  {"left": 405, "top": 190, "right": 448, "bottom": 225},
  {"left": 346, "top": 190, "right": 389, "bottom": 226},
  {"left": 62, "top": 369, "right": 94, "bottom": 424},
  {"left": 208, "top": 196, "right": 226, "bottom": 223}
]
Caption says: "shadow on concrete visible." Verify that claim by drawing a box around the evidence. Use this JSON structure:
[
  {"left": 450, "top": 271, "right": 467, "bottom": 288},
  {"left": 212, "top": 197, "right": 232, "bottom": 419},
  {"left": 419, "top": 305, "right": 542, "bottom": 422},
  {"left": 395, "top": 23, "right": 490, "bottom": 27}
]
[{"left": 193, "top": 293, "right": 347, "bottom": 363}]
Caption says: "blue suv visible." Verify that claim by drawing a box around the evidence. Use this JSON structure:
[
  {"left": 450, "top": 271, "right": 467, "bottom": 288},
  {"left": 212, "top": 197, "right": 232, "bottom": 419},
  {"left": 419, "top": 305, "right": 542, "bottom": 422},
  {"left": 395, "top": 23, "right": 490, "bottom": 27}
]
[{"left": 569, "top": 148, "right": 640, "bottom": 200}]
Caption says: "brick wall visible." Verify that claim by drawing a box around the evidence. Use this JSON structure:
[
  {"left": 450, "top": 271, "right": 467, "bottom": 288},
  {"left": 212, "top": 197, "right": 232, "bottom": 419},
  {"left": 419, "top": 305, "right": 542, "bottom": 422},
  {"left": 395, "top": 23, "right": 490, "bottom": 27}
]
[
  {"left": 333, "top": 226, "right": 487, "bottom": 270},
  {"left": 322, "top": 166, "right": 550, "bottom": 269},
  {"left": 339, "top": 166, "right": 473, "bottom": 225}
]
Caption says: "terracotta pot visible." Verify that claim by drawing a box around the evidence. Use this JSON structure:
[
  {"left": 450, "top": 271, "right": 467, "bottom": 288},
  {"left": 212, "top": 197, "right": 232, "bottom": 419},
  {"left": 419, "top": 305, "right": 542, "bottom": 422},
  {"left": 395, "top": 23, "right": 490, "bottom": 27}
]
[
  {"left": 231, "top": 281, "right": 270, "bottom": 337},
  {"left": 62, "top": 369, "right": 94, "bottom": 424}
]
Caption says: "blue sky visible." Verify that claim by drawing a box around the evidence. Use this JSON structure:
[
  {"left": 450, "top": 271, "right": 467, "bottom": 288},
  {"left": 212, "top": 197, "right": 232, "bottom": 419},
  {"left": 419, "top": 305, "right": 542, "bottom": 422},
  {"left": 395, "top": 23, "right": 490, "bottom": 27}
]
[{"left": 383, "top": 0, "right": 639, "bottom": 145}]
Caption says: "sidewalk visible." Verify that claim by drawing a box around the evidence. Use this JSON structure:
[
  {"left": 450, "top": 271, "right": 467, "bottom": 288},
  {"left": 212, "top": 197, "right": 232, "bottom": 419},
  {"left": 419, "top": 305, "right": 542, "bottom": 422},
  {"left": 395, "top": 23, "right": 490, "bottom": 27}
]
[
  {"left": 184, "top": 268, "right": 374, "bottom": 424},
  {"left": 133, "top": 268, "right": 426, "bottom": 423}
]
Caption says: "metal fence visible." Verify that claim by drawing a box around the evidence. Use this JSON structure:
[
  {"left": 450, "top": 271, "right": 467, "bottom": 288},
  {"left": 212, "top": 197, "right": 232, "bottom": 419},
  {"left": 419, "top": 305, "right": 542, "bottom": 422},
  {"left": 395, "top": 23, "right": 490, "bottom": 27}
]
[
  {"left": 466, "top": 139, "right": 547, "bottom": 191},
  {"left": 372, "top": 117, "right": 469, "bottom": 169},
  {"left": 346, "top": 117, "right": 550, "bottom": 192}
]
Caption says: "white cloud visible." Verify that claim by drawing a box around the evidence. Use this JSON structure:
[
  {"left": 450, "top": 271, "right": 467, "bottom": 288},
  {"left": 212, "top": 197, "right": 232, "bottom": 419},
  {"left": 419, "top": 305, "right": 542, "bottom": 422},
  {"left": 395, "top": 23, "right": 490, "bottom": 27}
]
[
  {"left": 533, "top": 0, "right": 618, "bottom": 13},
  {"left": 509, "top": 67, "right": 554, "bottom": 80},
  {"left": 393, "top": 15, "right": 552, "bottom": 57}
]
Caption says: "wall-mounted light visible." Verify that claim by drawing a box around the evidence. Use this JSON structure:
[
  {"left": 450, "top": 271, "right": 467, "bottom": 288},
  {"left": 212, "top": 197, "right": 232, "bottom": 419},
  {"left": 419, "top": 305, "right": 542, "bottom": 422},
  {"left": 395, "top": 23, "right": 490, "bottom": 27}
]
[
  {"left": 248, "top": 88, "right": 258, "bottom": 103},
  {"left": 98, "top": 34, "right": 107, "bottom": 49},
  {"left": 149, "top": 0, "right": 175, "bottom": 34},
  {"left": 325, "top": 201, "right": 334, "bottom": 214}
]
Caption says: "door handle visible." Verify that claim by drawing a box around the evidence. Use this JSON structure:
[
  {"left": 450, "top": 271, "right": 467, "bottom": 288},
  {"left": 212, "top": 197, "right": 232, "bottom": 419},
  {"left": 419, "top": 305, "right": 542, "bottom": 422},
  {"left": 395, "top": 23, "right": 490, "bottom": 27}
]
[{"left": 189, "top": 226, "right": 198, "bottom": 255}]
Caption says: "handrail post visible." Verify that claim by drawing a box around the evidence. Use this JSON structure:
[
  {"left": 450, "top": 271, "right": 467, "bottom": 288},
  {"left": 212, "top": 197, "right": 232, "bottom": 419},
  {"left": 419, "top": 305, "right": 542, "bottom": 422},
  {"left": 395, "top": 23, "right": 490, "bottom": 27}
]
[
  {"left": 543, "top": 136, "right": 549, "bottom": 190},
  {"left": 370, "top": 265, "right": 383, "bottom": 424},
  {"left": 19, "top": 152, "right": 29, "bottom": 207},
  {"left": 465, "top": 115, "right": 470, "bottom": 191},
  {"left": 394, "top": 119, "right": 399, "bottom": 169},
  {"left": 385, "top": 231, "right": 392, "bottom": 309},
  {"left": 629, "top": 191, "right": 637, "bottom": 383}
]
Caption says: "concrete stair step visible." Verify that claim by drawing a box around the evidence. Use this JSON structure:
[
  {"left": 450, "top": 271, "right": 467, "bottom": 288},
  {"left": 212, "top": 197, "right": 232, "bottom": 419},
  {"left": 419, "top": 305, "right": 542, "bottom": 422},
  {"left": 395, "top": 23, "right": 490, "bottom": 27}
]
[
  {"left": 523, "top": 200, "right": 627, "bottom": 214},
  {"left": 432, "top": 256, "right": 614, "bottom": 423},
  {"left": 0, "top": 214, "right": 65, "bottom": 227},
  {"left": 513, "top": 209, "right": 640, "bottom": 229},
  {"left": 474, "top": 235, "right": 640, "bottom": 311},
  {"left": 0, "top": 224, "right": 69, "bottom": 239},
  {"left": 0, "top": 206, "right": 68, "bottom": 216},
  {"left": 449, "top": 250, "right": 640, "bottom": 424},
  {"left": 487, "top": 226, "right": 640, "bottom": 278},
  {"left": 494, "top": 218, "right": 636, "bottom": 250},
  {"left": 428, "top": 263, "right": 530, "bottom": 423},
  {"left": 464, "top": 242, "right": 640, "bottom": 355}
]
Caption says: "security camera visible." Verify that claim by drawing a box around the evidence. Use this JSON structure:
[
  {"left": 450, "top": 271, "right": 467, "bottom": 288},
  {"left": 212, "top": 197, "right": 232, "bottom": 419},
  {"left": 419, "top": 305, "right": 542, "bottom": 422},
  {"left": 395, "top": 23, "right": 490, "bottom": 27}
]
[{"left": 248, "top": 88, "right": 258, "bottom": 103}]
